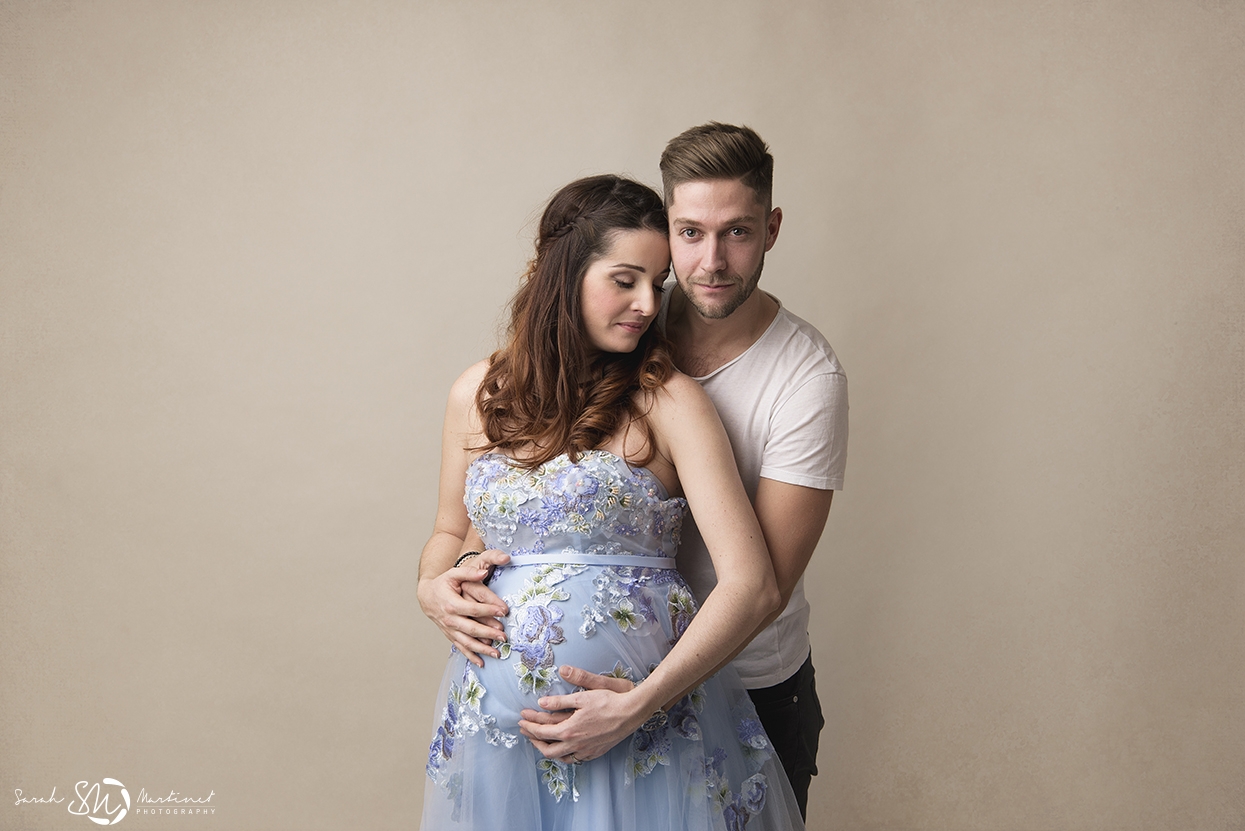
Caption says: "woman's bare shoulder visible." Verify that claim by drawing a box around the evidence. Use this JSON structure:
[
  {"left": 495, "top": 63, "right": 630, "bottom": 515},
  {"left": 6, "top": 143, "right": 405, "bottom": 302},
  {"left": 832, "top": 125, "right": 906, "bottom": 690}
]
[
  {"left": 443, "top": 359, "right": 492, "bottom": 434},
  {"left": 447, "top": 359, "right": 491, "bottom": 402},
  {"left": 648, "top": 370, "right": 717, "bottom": 421}
]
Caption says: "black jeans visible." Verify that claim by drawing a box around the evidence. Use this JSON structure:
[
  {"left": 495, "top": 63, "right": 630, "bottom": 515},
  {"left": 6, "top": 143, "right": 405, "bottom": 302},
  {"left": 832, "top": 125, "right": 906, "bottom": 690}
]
[{"left": 746, "top": 653, "right": 824, "bottom": 819}]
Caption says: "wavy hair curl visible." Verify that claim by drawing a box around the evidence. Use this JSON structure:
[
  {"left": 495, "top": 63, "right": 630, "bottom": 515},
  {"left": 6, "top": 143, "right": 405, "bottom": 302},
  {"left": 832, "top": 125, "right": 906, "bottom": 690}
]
[{"left": 475, "top": 175, "right": 673, "bottom": 469}]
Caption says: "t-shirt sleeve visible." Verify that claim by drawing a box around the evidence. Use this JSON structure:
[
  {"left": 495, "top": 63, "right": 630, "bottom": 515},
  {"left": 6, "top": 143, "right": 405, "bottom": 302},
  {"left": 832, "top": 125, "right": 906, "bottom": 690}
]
[{"left": 758, "top": 371, "right": 848, "bottom": 490}]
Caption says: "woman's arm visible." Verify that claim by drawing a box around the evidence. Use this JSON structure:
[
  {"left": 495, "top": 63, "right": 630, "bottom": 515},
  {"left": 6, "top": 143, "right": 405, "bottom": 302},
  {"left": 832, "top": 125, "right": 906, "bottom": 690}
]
[
  {"left": 518, "top": 373, "right": 780, "bottom": 761},
  {"left": 416, "top": 361, "right": 511, "bottom": 667}
]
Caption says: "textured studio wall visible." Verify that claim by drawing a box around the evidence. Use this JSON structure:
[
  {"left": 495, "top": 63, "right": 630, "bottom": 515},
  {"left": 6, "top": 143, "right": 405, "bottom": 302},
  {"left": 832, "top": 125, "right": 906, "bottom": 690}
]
[{"left": 2, "top": 2, "right": 1242, "bottom": 829}]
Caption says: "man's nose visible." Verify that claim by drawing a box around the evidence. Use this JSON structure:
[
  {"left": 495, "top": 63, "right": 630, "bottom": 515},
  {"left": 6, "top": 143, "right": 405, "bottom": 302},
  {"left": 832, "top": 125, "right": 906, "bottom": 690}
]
[{"left": 701, "top": 236, "right": 726, "bottom": 273}]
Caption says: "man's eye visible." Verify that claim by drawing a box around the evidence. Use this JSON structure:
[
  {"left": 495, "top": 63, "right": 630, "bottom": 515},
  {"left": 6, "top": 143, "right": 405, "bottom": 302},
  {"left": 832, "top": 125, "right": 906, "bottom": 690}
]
[
  {"left": 730, "top": 228, "right": 748, "bottom": 236},
  {"left": 680, "top": 229, "right": 698, "bottom": 239}
]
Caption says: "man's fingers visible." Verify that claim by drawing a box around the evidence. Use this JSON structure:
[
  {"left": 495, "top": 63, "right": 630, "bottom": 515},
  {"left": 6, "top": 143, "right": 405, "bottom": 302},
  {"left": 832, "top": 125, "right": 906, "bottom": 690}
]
[
  {"left": 449, "top": 637, "right": 487, "bottom": 668},
  {"left": 444, "top": 612, "right": 505, "bottom": 643},
  {"left": 446, "top": 596, "right": 508, "bottom": 631},
  {"left": 442, "top": 617, "right": 505, "bottom": 662},
  {"left": 559, "top": 665, "right": 633, "bottom": 693},
  {"left": 476, "top": 548, "right": 511, "bottom": 567},
  {"left": 460, "top": 581, "right": 508, "bottom": 617}
]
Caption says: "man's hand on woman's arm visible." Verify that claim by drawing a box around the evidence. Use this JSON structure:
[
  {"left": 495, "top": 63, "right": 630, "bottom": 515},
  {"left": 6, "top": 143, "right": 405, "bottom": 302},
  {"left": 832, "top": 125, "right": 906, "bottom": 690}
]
[{"left": 417, "top": 543, "right": 510, "bottom": 668}]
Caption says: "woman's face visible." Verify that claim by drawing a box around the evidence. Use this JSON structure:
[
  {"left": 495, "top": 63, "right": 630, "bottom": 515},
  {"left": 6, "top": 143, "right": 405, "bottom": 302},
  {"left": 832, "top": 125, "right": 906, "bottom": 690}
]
[{"left": 579, "top": 229, "right": 671, "bottom": 354}]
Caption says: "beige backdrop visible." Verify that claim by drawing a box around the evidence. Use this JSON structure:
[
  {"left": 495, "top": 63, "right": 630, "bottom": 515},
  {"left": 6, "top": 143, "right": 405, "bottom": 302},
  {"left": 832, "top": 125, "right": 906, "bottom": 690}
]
[{"left": 2, "top": 2, "right": 1242, "bottom": 829}]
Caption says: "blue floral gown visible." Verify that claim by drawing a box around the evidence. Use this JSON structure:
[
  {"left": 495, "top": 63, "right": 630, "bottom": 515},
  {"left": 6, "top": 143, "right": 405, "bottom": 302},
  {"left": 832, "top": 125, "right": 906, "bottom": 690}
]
[{"left": 422, "top": 450, "right": 805, "bottom": 830}]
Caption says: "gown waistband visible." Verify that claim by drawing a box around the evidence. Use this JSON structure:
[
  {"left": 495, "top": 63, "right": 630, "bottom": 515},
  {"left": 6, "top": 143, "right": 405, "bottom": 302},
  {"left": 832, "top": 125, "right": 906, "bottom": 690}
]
[{"left": 505, "top": 549, "right": 676, "bottom": 569}]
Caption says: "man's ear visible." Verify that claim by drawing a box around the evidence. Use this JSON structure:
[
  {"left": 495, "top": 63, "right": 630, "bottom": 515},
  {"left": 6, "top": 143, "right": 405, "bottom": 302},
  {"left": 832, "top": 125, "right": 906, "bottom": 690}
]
[{"left": 764, "top": 206, "right": 783, "bottom": 252}]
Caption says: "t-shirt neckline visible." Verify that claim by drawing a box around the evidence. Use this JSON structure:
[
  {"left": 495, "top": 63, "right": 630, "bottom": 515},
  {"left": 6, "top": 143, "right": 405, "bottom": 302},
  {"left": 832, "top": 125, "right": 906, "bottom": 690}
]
[{"left": 688, "top": 294, "right": 784, "bottom": 382}]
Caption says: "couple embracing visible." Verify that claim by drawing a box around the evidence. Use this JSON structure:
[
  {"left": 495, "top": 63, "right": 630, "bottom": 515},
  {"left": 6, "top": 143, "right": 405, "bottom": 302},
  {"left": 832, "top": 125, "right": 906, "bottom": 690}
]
[{"left": 418, "top": 122, "right": 848, "bottom": 831}]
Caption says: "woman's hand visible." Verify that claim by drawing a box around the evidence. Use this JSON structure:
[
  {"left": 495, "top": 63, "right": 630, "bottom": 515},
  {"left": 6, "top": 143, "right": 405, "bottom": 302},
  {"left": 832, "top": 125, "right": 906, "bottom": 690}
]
[
  {"left": 417, "top": 548, "right": 511, "bottom": 667},
  {"left": 517, "top": 666, "right": 647, "bottom": 762}
]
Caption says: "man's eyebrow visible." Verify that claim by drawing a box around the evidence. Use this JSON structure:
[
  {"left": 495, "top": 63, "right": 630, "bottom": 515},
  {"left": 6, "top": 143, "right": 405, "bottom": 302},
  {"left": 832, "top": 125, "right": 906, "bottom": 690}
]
[{"left": 671, "top": 216, "right": 757, "bottom": 227}]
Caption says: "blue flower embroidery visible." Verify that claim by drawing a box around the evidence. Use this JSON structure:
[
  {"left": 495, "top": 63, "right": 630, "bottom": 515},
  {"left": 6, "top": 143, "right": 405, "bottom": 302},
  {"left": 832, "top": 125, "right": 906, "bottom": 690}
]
[
  {"left": 426, "top": 697, "right": 457, "bottom": 779},
  {"left": 427, "top": 668, "right": 519, "bottom": 799},
  {"left": 627, "top": 718, "right": 673, "bottom": 781},
  {"left": 511, "top": 603, "right": 566, "bottom": 693},
  {"left": 668, "top": 687, "right": 705, "bottom": 741},
  {"left": 703, "top": 749, "right": 769, "bottom": 829},
  {"left": 723, "top": 774, "right": 769, "bottom": 830},
  {"left": 737, "top": 717, "right": 769, "bottom": 751}
]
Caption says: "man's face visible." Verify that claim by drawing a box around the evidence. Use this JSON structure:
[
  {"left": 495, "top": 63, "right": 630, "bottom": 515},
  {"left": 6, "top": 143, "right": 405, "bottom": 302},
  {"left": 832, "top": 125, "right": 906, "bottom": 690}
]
[{"left": 668, "top": 178, "right": 781, "bottom": 320}]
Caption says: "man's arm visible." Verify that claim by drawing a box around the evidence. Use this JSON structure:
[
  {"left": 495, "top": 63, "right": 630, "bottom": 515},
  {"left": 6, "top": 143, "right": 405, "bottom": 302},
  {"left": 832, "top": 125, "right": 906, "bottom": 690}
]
[{"left": 749, "top": 477, "right": 833, "bottom": 630}]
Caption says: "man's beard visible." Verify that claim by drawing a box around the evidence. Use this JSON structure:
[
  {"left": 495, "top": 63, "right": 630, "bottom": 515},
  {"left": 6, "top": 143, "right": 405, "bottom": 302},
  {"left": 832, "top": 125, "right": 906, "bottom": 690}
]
[{"left": 682, "top": 254, "right": 765, "bottom": 320}]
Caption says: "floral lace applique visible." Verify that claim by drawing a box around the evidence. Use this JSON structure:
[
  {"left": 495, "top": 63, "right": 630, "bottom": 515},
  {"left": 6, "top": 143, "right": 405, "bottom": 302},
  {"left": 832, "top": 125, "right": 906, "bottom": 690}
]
[
  {"left": 603, "top": 660, "right": 634, "bottom": 681},
  {"left": 626, "top": 717, "right": 672, "bottom": 781},
  {"left": 702, "top": 748, "right": 769, "bottom": 830},
  {"left": 667, "top": 584, "right": 698, "bottom": 645},
  {"left": 510, "top": 603, "right": 565, "bottom": 693},
  {"left": 668, "top": 684, "right": 706, "bottom": 741},
  {"left": 579, "top": 563, "right": 684, "bottom": 638},
  {"left": 537, "top": 758, "right": 579, "bottom": 803},
  {"left": 464, "top": 456, "right": 539, "bottom": 548},
  {"left": 625, "top": 679, "right": 706, "bottom": 782},
  {"left": 427, "top": 668, "right": 520, "bottom": 802},
  {"left": 500, "top": 564, "right": 587, "bottom": 692},
  {"left": 464, "top": 452, "right": 686, "bottom": 554},
  {"left": 505, "top": 562, "right": 587, "bottom": 607},
  {"left": 736, "top": 715, "right": 773, "bottom": 767}
]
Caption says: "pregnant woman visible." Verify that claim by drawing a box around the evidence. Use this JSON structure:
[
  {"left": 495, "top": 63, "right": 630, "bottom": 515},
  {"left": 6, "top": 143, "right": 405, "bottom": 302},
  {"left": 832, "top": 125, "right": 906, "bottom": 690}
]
[{"left": 419, "top": 174, "right": 804, "bottom": 830}]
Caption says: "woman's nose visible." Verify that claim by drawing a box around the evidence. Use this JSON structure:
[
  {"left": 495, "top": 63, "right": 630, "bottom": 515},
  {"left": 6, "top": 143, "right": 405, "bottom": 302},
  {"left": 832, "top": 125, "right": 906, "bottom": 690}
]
[{"left": 634, "top": 287, "right": 658, "bottom": 317}]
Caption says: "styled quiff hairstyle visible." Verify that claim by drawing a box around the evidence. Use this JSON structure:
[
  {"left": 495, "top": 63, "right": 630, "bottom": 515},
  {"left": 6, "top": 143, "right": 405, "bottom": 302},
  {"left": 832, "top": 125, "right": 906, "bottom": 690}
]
[
  {"left": 475, "top": 174, "right": 673, "bottom": 470},
  {"left": 659, "top": 122, "right": 774, "bottom": 208}
]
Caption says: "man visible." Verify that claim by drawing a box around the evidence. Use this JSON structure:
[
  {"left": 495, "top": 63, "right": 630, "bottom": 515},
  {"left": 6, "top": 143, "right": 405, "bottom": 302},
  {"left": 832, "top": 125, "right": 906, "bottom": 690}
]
[{"left": 420, "top": 123, "right": 847, "bottom": 817}]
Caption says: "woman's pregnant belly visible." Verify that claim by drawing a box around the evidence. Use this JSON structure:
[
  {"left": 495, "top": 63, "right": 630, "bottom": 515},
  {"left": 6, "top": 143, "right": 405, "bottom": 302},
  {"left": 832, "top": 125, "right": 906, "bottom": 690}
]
[{"left": 471, "top": 563, "right": 690, "bottom": 732}]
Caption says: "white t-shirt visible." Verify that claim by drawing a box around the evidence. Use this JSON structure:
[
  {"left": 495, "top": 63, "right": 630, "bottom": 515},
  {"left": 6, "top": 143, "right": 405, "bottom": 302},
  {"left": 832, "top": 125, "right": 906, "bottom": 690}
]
[{"left": 662, "top": 294, "right": 848, "bottom": 688}]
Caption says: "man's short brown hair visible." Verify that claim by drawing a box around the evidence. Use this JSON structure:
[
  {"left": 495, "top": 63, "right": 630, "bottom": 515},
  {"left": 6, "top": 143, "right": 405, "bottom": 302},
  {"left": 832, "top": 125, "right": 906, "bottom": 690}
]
[{"left": 659, "top": 122, "right": 774, "bottom": 208}]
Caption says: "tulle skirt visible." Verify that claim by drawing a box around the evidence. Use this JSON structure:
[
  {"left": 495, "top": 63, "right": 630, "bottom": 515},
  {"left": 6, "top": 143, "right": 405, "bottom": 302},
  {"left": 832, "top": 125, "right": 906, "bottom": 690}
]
[{"left": 420, "top": 562, "right": 805, "bottom": 830}]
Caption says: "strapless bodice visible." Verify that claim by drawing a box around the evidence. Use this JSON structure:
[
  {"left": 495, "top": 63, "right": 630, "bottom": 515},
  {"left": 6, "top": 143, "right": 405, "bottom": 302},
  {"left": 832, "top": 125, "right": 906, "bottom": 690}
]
[{"left": 464, "top": 450, "right": 687, "bottom": 563}]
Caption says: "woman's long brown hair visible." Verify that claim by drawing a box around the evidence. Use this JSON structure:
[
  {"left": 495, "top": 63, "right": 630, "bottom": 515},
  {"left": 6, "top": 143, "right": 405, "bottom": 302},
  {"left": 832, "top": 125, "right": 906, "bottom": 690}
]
[{"left": 474, "top": 175, "right": 674, "bottom": 469}]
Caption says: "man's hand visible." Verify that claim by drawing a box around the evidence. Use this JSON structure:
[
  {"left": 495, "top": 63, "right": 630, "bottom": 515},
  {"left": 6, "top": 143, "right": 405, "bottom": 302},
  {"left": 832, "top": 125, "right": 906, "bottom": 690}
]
[
  {"left": 518, "top": 665, "right": 642, "bottom": 763},
  {"left": 416, "top": 549, "right": 511, "bottom": 667}
]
